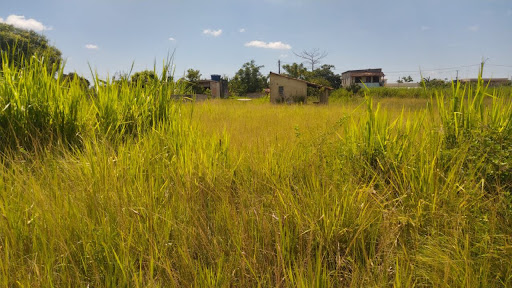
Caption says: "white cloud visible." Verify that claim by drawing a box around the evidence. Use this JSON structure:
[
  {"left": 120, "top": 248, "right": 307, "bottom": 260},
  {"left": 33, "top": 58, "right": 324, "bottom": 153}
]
[
  {"left": 203, "top": 29, "right": 222, "bottom": 37},
  {"left": 85, "top": 44, "right": 99, "bottom": 50},
  {"left": 468, "top": 25, "right": 480, "bottom": 32},
  {"left": 239, "top": 28, "right": 246, "bottom": 33},
  {"left": 169, "top": 37, "right": 176, "bottom": 41},
  {"left": 0, "top": 18, "right": 3, "bottom": 23},
  {"left": 245, "top": 40, "right": 291, "bottom": 50},
  {"left": 421, "top": 25, "right": 430, "bottom": 31},
  {"left": 0, "top": 15, "right": 51, "bottom": 31}
]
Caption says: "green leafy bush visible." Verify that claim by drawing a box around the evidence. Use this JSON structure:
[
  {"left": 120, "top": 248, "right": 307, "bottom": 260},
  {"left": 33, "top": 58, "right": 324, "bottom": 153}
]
[{"left": 0, "top": 23, "right": 62, "bottom": 75}]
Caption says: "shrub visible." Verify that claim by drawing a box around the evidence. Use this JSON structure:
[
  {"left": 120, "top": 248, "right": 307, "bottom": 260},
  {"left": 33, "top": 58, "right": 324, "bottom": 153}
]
[
  {"left": 345, "top": 83, "right": 362, "bottom": 94},
  {"left": 0, "top": 23, "right": 62, "bottom": 75}
]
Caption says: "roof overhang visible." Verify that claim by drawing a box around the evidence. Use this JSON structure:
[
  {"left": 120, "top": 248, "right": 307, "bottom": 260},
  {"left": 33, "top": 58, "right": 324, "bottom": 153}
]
[{"left": 348, "top": 72, "right": 385, "bottom": 77}]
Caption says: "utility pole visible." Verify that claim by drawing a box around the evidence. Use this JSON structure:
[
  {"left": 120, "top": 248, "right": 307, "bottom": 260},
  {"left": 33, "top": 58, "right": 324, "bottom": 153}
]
[
  {"left": 278, "top": 60, "right": 281, "bottom": 74},
  {"left": 456, "top": 70, "right": 459, "bottom": 82}
]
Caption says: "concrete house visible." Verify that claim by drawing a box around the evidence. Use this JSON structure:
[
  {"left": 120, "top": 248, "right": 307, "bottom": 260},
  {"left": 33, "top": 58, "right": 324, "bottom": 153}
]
[
  {"left": 341, "top": 69, "right": 385, "bottom": 88},
  {"left": 197, "top": 75, "right": 229, "bottom": 99},
  {"left": 269, "top": 72, "right": 333, "bottom": 104}
]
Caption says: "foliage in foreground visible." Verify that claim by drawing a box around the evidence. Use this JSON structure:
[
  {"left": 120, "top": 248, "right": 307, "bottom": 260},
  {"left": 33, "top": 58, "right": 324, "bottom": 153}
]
[
  {"left": 0, "top": 51, "right": 190, "bottom": 152},
  {"left": 0, "top": 56, "right": 512, "bottom": 287}
]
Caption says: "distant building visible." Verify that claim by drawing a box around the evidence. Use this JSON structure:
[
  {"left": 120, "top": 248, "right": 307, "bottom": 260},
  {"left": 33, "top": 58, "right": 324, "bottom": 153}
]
[
  {"left": 341, "top": 68, "right": 385, "bottom": 88},
  {"left": 197, "top": 75, "right": 229, "bottom": 98},
  {"left": 458, "top": 78, "right": 510, "bottom": 87},
  {"left": 385, "top": 82, "right": 420, "bottom": 88},
  {"left": 269, "top": 72, "right": 333, "bottom": 104}
]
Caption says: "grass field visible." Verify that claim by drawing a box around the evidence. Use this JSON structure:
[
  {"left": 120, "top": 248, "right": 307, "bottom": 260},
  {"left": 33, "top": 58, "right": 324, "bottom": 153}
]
[{"left": 1, "top": 55, "right": 512, "bottom": 287}]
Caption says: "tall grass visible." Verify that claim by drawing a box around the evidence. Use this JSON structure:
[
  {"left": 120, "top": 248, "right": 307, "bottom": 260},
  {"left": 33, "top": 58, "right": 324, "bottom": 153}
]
[
  {"left": 0, "top": 55, "right": 511, "bottom": 286},
  {"left": 0, "top": 51, "right": 190, "bottom": 153},
  {"left": 0, "top": 52, "right": 82, "bottom": 151}
]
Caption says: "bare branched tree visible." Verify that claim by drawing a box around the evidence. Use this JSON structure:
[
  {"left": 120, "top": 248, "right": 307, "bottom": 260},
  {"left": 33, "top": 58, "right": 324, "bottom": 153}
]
[{"left": 293, "top": 48, "right": 328, "bottom": 71}]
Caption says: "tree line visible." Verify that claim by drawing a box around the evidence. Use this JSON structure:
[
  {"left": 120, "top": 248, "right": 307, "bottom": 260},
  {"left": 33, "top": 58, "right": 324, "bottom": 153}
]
[
  {"left": 186, "top": 49, "right": 342, "bottom": 97},
  {"left": 1, "top": 23, "right": 346, "bottom": 96}
]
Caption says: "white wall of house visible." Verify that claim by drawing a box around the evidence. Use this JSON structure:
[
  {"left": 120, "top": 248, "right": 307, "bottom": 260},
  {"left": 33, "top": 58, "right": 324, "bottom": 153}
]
[{"left": 269, "top": 74, "right": 307, "bottom": 103}]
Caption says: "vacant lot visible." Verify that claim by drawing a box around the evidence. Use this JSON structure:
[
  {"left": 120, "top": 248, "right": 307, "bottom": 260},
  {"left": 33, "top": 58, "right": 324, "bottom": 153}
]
[{"left": 1, "top": 59, "right": 512, "bottom": 286}]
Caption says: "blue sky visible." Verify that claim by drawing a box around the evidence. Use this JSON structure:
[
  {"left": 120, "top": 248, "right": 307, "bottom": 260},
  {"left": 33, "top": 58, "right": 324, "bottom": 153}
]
[{"left": 2, "top": 0, "right": 512, "bottom": 82}]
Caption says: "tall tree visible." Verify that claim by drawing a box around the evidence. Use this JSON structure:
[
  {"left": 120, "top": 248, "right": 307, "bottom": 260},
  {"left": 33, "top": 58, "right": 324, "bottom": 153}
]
[
  {"left": 293, "top": 48, "right": 328, "bottom": 71},
  {"left": 185, "top": 68, "right": 204, "bottom": 93},
  {"left": 403, "top": 75, "right": 413, "bottom": 83},
  {"left": 397, "top": 76, "right": 413, "bottom": 83},
  {"left": 0, "top": 23, "right": 62, "bottom": 74},
  {"left": 130, "top": 70, "right": 158, "bottom": 88},
  {"left": 229, "top": 60, "right": 267, "bottom": 96},
  {"left": 185, "top": 69, "right": 201, "bottom": 82},
  {"left": 282, "top": 63, "right": 308, "bottom": 80},
  {"left": 310, "top": 64, "right": 341, "bottom": 88}
]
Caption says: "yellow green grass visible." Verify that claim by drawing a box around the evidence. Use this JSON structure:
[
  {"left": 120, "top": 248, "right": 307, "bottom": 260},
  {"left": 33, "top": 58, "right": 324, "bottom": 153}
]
[{"left": 1, "top": 55, "right": 512, "bottom": 287}]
